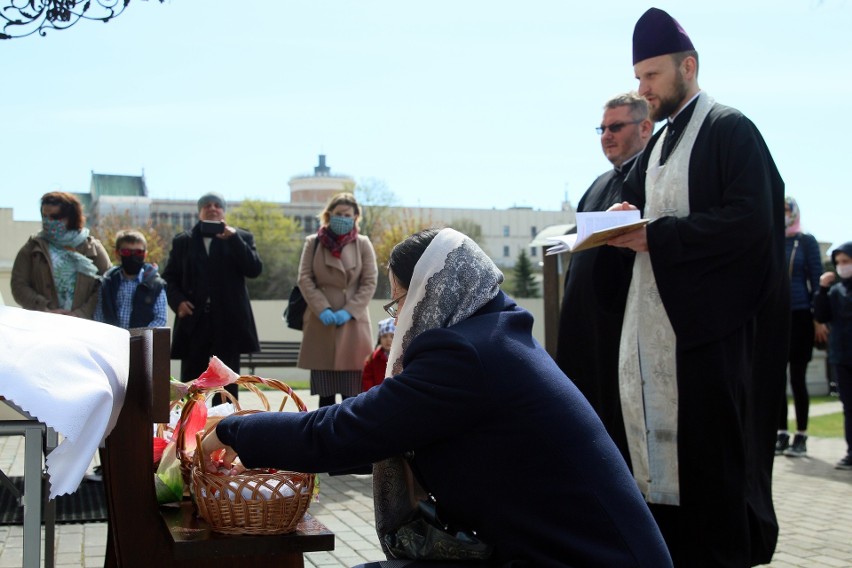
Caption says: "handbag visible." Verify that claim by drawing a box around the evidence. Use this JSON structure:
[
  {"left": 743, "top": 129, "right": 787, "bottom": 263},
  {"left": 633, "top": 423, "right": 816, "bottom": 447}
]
[
  {"left": 283, "top": 286, "right": 308, "bottom": 330},
  {"left": 376, "top": 454, "right": 493, "bottom": 562},
  {"left": 282, "top": 239, "right": 319, "bottom": 331},
  {"left": 383, "top": 496, "right": 493, "bottom": 561}
]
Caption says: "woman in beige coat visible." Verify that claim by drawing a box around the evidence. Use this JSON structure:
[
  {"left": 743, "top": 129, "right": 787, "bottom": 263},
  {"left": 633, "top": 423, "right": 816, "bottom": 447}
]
[
  {"left": 297, "top": 193, "right": 377, "bottom": 407},
  {"left": 11, "top": 192, "right": 110, "bottom": 319}
]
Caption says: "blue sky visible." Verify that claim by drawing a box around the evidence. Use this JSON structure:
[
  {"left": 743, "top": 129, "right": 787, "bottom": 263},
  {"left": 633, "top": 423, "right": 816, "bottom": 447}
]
[{"left": 2, "top": 1, "right": 850, "bottom": 248}]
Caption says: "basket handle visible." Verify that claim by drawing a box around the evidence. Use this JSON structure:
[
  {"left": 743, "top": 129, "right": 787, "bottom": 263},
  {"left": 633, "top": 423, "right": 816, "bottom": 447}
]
[
  {"left": 235, "top": 375, "right": 309, "bottom": 413},
  {"left": 177, "top": 377, "right": 308, "bottom": 477}
]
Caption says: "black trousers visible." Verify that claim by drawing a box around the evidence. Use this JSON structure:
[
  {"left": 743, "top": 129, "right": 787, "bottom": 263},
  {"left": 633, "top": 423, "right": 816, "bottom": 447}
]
[
  {"left": 778, "top": 309, "right": 814, "bottom": 431},
  {"left": 178, "top": 311, "right": 240, "bottom": 402}
]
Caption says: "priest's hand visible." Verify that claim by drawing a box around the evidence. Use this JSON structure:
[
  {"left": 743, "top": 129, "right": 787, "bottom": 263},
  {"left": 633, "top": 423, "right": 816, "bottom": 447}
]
[
  {"left": 606, "top": 201, "right": 639, "bottom": 212},
  {"left": 608, "top": 226, "right": 649, "bottom": 252}
]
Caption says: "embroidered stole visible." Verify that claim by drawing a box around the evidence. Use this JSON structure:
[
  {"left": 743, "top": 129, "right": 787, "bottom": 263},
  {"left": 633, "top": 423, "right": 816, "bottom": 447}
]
[{"left": 618, "top": 92, "right": 715, "bottom": 505}]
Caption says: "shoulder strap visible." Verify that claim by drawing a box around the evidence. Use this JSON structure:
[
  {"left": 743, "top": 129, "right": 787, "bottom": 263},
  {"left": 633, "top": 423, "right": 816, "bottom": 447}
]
[{"left": 788, "top": 236, "right": 800, "bottom": 280}]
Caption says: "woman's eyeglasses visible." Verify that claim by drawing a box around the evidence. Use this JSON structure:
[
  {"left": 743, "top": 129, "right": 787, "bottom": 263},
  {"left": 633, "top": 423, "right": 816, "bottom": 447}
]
[
  {"left": 118, "top": 248, "right": 146, "bottom": 258},
  {"left": 383, "top": 294, "right": 407, "bottom": 318}
]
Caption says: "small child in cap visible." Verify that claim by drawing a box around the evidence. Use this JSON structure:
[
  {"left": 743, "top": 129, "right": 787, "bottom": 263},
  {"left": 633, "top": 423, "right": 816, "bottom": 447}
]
[
  {"left": 362, "top": 317, "right": 395, "bottom": 392},
  {"left": 815, "top": 241, "right": 852, "bottom": 470}
]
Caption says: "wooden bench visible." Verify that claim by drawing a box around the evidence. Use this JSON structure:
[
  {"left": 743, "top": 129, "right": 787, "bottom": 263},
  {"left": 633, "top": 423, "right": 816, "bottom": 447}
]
[
  {"left": 101, "top": 328, "right": 334, "bottom": 567},
  {"left": 240, "top": 340, "right": 301, "bottom": 374}
]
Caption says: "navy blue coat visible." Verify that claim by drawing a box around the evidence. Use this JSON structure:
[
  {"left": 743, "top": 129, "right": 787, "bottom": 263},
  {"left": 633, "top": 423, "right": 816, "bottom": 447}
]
[{"left": 218, "top": 292, "right": 671, "bottom": 567}]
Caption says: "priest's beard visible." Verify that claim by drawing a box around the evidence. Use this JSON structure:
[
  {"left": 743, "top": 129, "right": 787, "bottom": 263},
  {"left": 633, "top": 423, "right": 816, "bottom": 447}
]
[{"left": 651, "top": 69, "right": 688, "bottom": 122}]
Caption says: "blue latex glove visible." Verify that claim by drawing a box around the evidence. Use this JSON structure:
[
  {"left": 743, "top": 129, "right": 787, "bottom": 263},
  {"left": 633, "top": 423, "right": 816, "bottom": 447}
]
[
  {"left": 333, "top": 309, "right": 352, "bottom": 326},
  {"left": 319, "top": 308, "right": 336, "bottom": 326}
]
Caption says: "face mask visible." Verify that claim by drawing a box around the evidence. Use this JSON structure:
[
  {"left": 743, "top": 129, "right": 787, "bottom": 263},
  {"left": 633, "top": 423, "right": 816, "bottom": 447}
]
[
  {"left": 784, "top": 214, "right": 792, "bottom": 228},
  {"left": 121, "top": 256, "right": 145, "bottom": 276},
  {"left": 837, "top": 264, "right": 852, "bottom": 280},
  {"left": 329, "top": 215, "right": 355, "bottom": 235},
  {"left": 42, "top": 217, "right": 68, "bottom": 241}
]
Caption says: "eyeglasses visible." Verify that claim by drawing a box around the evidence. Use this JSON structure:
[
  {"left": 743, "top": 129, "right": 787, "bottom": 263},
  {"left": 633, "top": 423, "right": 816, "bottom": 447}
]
[
  {"left": 117, "top": 248, "right": 146, "bottom": 258},
  {"left": 595, "top": 119, "right": 642, "bottom": 135},
  {"left": 383, "top": 294, "right": 407, "bottom": 318}
]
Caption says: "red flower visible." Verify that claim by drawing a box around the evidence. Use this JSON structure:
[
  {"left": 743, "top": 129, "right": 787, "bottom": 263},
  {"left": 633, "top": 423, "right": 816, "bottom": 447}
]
[
  {"left": 172, "top": 397, "right": 208, "bottom": 453},
  {"left": 191, "top": 356, "right": 239, "bottom": 390},
  {"left": 153, "top": 436, "right": 168, "bottom": 464}
]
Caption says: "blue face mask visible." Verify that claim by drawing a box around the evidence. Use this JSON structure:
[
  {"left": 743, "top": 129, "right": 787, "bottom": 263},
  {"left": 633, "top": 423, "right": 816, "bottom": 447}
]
[
  {"left": 42, "top": 217, "right": 68, "bottom": 241},
  {"left": 329, "top": 215, "right": 355, "bottom": 235}
]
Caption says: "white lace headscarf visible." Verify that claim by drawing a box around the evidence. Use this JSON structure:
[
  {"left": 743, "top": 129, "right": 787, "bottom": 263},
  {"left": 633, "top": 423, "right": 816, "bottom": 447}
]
[
  {"left": 385, "top": 227, "right": 504, "bottom": 377},
  {"left": 373, "top": 228, "right": 503, "bottom": 553}
]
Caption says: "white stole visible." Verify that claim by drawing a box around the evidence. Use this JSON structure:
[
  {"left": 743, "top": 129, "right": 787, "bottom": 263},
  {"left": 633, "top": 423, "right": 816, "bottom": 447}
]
[{"left": 618, "top": 92, "right": 715, "bottom": 505}]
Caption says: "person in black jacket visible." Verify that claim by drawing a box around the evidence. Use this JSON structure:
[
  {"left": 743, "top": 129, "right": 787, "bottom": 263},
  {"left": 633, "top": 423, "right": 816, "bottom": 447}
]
[
  {"left": 814, "top": 242, "right": 852, "bottom": 470},
  {"left": 201, "top": 228, "right": 673, "bottom": 567},
  {"left": 162, "top": 192, "right": 262, "bottom": 400},
  {"left": 95, "top": 230, "right": 167, "bottom": 329}
]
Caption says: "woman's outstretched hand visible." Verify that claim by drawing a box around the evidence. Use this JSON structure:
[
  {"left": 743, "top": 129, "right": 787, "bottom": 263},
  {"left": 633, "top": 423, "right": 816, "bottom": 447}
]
[{"left": 200, "top": 426, "right": 243, "bottom": 475}]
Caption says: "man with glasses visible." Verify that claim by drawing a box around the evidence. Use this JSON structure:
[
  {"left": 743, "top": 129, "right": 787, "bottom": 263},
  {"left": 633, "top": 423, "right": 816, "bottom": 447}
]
[
  {"left": 95, "top": 230, "right": 167, "bottom": 329},
  {"left": 605, "top": 9, "right": 788, "bottom": 566},
  {"left": 162, "top": 192, "right": 263, "bottom": 401},
  {"left": 555, "top": 91, "right": 651, "bottom": 465}
]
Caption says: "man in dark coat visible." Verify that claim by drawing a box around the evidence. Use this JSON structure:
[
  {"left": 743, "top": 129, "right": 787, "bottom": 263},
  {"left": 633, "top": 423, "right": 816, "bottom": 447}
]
[
  {"left": 607, "top": 8, "right": 788, "bottom": 567},
  {"left": 555, "top": 91, "right": 651, "bottom": 465},
  {"left": 162, "top": 192, "right": 262, "bottom": 399}
]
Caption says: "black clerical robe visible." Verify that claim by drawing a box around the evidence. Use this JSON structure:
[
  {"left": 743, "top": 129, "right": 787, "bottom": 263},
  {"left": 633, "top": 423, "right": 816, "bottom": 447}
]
[
  {"left": 556, "top": 158, "right": 637, "bottom": 466},
  {"left": 621, "top": 100, "right": 788, "bottom": 567}
]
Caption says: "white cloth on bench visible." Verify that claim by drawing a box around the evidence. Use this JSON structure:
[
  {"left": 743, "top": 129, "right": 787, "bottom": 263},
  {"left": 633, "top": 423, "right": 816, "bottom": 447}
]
[{"left": 0, "top": 306, "right": 128, "bottom": 498}]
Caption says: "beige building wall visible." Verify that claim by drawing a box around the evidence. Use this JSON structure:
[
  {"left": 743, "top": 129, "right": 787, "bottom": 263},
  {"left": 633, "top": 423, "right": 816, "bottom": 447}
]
[{"left": 0, "top": 208, "right": 41, "bottom": 306}]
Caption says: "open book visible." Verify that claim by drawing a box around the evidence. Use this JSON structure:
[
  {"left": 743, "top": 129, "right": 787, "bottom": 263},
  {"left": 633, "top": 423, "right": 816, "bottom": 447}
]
[{"left": 546, "top": 210, "right": 649, "bottom": 255}]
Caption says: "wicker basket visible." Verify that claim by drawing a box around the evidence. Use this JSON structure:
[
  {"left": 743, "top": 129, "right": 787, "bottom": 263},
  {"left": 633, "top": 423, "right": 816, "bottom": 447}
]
[{"left": 179, "top": 375, "right": 316, "bottom": 534}]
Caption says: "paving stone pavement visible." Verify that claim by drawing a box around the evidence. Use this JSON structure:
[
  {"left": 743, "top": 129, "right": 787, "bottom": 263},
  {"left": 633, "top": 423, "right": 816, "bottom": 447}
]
[{"left": 1, "top": 397, "right": 849, "bottom": 567}]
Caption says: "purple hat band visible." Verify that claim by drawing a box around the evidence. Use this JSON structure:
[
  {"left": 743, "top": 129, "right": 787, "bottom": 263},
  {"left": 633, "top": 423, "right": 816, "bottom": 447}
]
[{"left": 633, "top": 7, "right": 694, "bottom": 65}]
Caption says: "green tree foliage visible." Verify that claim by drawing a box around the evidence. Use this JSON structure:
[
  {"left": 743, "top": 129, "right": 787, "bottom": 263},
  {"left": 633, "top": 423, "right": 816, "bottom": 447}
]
[
  {"left": 511, "top": 249, "right": 540, "bottom": 298},
  {"left": 227, "top": 200, "right": 303, "bottom": 300}
]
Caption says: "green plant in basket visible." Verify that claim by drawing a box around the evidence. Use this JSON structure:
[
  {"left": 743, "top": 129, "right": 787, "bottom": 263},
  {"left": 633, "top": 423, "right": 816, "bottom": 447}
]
[{"left": 153, "top": 358, "right": 241, "bottom": 504}]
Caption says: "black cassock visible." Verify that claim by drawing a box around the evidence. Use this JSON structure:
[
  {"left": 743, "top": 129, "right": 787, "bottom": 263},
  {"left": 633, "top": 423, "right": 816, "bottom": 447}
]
[
  {"left": 619, "top": 99, "right": 789, "bottom": 567},
  {"left": 555, "top": 157, "right": 637, "bottom": 467}
]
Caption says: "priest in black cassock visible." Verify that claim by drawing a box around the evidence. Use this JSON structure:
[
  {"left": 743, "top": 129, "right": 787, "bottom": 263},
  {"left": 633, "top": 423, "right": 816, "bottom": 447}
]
[
  {"left": 607, "top": 8, "right": 789, "bottom": 568},
  {"left": 555, "top": 91, "right": 651, "bottom": 465}
]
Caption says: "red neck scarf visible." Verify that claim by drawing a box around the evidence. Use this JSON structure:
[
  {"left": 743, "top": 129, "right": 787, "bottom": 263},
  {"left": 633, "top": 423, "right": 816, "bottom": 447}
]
[{"left": 317, "top": 225, "right": 358, "bottom": 258}]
